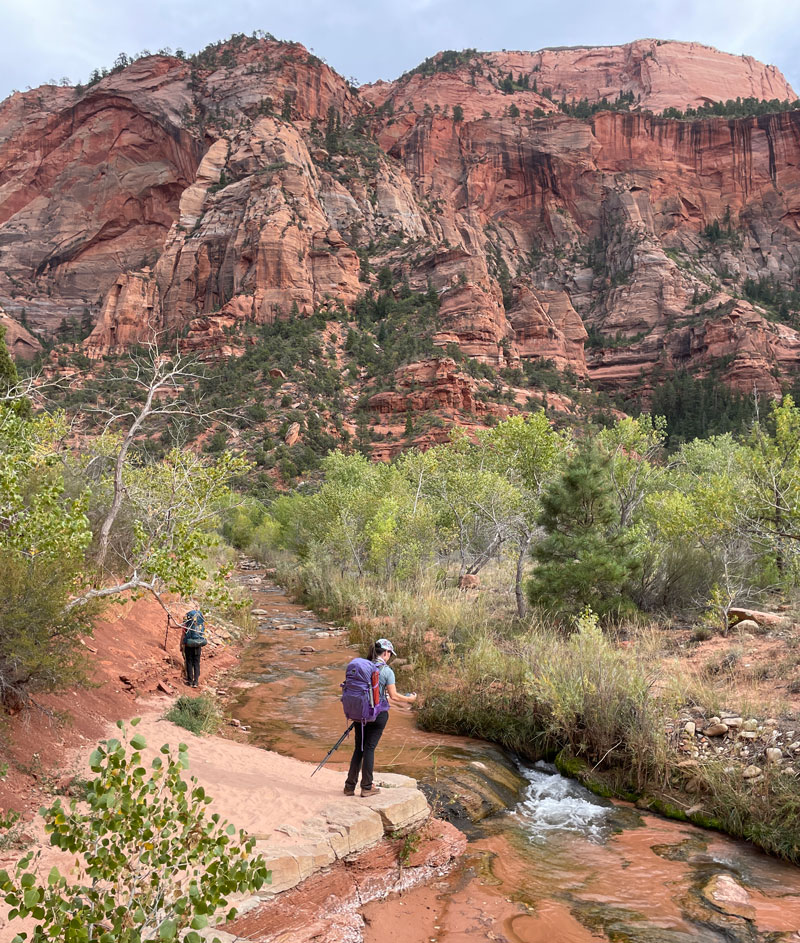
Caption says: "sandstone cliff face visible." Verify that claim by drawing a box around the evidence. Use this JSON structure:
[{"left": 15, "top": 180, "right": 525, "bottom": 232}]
[
  {"left": 0, "top": 308, "right": 41, "bottom": 360},
  {"left": 3, "top": 35, "right": 800, "bottom": 434},
  {"left": 0, "top": 37, "right": 359, "bottom": 338},
  {"left": 480, "top": 41, "right": 795, "bottom": 112}
]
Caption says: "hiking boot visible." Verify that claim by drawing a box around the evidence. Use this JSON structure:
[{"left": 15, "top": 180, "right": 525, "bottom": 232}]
[
  {"left": 360, "top": 785, "right": 381, "bottom": 797},
  {"left": 343, "top": 785, "right": 356, "bottom": 797}
]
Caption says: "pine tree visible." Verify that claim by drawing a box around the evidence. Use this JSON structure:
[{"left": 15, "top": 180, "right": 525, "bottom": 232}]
[{"left": 527, "top": 445, "right": 640, "bottom": 621}]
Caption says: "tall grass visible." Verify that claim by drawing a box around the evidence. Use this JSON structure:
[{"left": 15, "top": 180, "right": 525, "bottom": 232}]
[{"left": 420, "top": 610, "right": 670, "bottom": 793}]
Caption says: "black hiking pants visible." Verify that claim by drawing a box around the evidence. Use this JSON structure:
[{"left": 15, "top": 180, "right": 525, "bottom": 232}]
[
  {"left": 184, "top": 646, "right": 202, "bottom": 686},
  {"left": 345, "top": 710, "right": 389, "bottom": 790}
]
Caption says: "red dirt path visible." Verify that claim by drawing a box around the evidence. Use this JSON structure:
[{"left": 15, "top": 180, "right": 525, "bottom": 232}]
[{"left": 0, "top": 595, "right": 239, "bottom": 820}]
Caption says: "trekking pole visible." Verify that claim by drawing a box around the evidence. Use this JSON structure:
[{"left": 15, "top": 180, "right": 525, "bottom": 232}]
[
  {"left": 311, "top": 722, "right": 356, "bottom": 777},
  {"left": 163, "top": 612, "right": 180, "bottom": 651}
]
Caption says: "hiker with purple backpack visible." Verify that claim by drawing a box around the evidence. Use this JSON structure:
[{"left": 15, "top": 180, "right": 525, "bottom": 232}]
[{"left": 341, "top": 639, "right": 417, "bottom": 797}]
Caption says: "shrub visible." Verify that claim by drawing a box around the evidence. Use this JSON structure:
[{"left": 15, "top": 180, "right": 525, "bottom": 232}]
[
  {"left": 165, "top": 694, "right": 221, "bottom": 735},
  {"left": 420, "top": 608, "right": 665, "bottom": 791},
  {"left": 0, "top": 723, "right": 269, "bottom": 941},
  {"left": 0, "top": 552, "right": 96, "bottom": 710}
]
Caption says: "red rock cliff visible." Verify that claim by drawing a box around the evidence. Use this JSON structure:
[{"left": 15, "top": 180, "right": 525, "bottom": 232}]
[{"left": 1, "top": 35, "right": 800, "bottom": 417}]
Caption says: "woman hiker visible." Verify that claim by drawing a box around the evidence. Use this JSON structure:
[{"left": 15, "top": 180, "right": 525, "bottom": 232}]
[{"left": 344, "top": 638, "right": 417, "bottom": 797}]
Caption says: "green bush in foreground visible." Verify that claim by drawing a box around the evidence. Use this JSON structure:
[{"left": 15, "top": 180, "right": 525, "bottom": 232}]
[
  {"left": 166, "top": 694, "right": 221, "bottom": 735},
  {"left": 0, "top": 721, "right": 269, "bottom": 942}
]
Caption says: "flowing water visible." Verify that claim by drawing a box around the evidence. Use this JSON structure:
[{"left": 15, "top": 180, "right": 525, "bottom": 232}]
[{"left": 231, "top": 574, "right": 800, "bottom": 942}]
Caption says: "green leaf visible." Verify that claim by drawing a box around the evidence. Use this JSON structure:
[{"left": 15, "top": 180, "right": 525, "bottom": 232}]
[
  {"left": 89, "top": 750, "right": 102, "bottom": 769},
  {"left": 130, "top": 734, "right": 147, "bottom": 751},
  {"left": 158, "top": 917, "right": 178, "bottom": 940},
  {"left": 47, "top": 867, "right": 60, "bottom": 886},
  {"left": 115, "top": 720, "right": 124, "bottom": 730},
  {"left": 130, "top": 716, "right": 141, "bottom": 727},
  {"left": 190, "top": 914, "right": 208, "bottom": 929},
  {"left": 20, "top": 874, "right": 35, "bottom": 888},
  {"left": 23, "top": 888, "right": 40, "bottom": 908},
  {"left": 225, "top": 824, "right": 235, "bottom": 836}
]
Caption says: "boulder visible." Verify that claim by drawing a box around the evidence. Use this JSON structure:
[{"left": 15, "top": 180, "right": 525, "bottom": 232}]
[
  {"left": 728, "top": 608, "right": 789, "bottom": 629},
  {"left": 285, "top": 422, "right": 301, "bottom": 447},
  {"left": 704, "top": 723, "right": 729, "bottom": 737},
  {"left": 701, "top": 874, "right": 756, "bottom": 920},
  {"left": 765, "top": 747, "right": 783, "bottom": 765}
]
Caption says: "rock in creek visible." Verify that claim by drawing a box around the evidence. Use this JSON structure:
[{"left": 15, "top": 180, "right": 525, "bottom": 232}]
[{"left": 701, "top": 873, "right": 756, "bottom": 921}]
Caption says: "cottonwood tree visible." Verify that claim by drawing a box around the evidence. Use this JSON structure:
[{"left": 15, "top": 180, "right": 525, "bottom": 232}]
[
  {"left": 414, "top": 435, "right": 518, "bottom": 581},
  {"left": 597, "top": 414, "right": 667, "bottom": 530},
  {"left": 478, "top": 413, "right": 567, "bottom": 617},
  {"left": 0, "top": 407, "right": 94, "bottom": 707},
  {"left": 742, "top": 395, "right": 800, "bottom": 578},
  {"left": 646, "top": 434, "right": 756, "bottom": 626}
]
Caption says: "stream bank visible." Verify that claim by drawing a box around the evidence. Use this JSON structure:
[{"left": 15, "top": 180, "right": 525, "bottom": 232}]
[{"left": 228, "top": 561, "right": 800, "bottom": 943}]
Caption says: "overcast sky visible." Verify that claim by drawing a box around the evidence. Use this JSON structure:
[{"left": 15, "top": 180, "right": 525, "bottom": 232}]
[{"left": 3, "top": 0, "right": 800, "bottom": 98}]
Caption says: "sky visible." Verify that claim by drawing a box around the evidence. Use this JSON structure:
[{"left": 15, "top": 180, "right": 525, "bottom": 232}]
[{"left": 2, "top": 0, "right": 800, "bottom": 98}]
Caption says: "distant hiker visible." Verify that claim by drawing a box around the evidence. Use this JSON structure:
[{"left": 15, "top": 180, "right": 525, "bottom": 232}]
[
  {"left": 180, "top": 609, "right": 207, "bottom": 688},
  {"left": 341, "top": 639, "right": 417, "bottom": 797}
]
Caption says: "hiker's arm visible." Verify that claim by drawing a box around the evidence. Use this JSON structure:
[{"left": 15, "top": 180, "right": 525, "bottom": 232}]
[{"left": 386, "top": 684, "right": 417, "bottom": 706}]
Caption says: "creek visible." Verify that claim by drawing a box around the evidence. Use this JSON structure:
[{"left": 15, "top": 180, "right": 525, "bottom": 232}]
[{"left": 231, "top": 574, "right": 800, "bottom": 943}]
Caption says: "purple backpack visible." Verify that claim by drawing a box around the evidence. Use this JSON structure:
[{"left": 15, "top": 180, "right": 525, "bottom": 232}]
[{"left": 341, "top": 657, "right": 387, "bottom": 724}]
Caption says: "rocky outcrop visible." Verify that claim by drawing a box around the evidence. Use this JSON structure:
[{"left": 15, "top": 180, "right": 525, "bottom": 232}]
[
  {"left": 509, "top": 285, "right": 587, "bottom": 373},
  {"left": 227, "top": 817, "right": 466, "bottom": 943},
  {"left": 369, "top": 358, "right": 511, "bottom": 420},
  {"left": 0, "top": 308, "right": 41, "bottom": 360}
]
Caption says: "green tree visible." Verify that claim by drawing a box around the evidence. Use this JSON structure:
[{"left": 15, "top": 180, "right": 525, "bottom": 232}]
[
  {"left": 743, "top": 395, "right": 800, "bottom": 579},
  {"left": 528, "top": 446, "right": 641, "bottom": 621},
  {"left": 0, "top": 324, "right": 19, "bottom": 395},
  {"left": 0, "top": 409, "right": 93, "bottom": 707},
  {"left": 478, "top": 413, "right": 567, "bottom": 616},
  {"left": 646, "top": 434, "right": 752, "bottom": 625}
]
